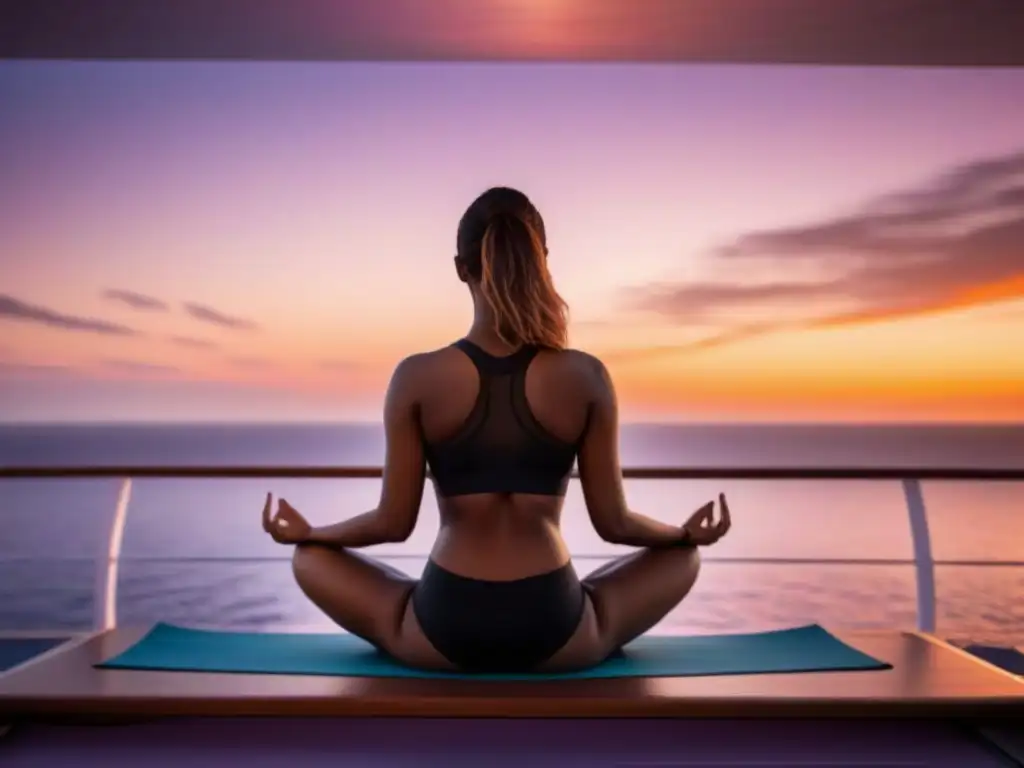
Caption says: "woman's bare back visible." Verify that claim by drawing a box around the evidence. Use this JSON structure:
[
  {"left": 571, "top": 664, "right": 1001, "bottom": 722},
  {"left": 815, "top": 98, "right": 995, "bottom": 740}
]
[
  {"left": 270, "top": 185, "right": 730, "bottom": 672},
  {"left": 413, "top": 341, "right": 595, "bottom": 580}
]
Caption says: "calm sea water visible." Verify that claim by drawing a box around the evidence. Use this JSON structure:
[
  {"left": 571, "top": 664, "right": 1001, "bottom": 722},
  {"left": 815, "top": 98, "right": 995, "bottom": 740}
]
[{"left": 1, "top": 423, "right": 1022, "bottom": 645}]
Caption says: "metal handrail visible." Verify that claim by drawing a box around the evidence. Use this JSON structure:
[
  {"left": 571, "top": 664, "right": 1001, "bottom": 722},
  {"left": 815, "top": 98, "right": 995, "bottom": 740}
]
[
  {"left": 4, "top": 554, "right": 1023, "bottom": 567},
  {"left": 2, "top": 466, "right": 1023, "bottom": 480},
  {"left": 2, "top": 464, "right": 1023, "bottom": 635}
]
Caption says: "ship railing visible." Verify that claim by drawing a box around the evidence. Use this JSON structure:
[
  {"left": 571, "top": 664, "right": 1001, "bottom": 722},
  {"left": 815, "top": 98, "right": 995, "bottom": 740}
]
[{"left": 1, "top": 465, "right": 1023, "bottom": 635}]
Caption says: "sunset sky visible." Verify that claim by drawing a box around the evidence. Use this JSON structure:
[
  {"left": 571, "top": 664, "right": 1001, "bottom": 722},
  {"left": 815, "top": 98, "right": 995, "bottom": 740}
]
[{"left": 1, "top": 61, "right": 1023, "bottom": 423}]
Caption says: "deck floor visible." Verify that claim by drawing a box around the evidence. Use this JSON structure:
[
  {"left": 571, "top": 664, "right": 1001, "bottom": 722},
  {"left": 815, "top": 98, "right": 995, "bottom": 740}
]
[
  {"left": 0, "top": 626, "right": 1022, "bottom": 719},
  {"left": 0, "top": 638, "right": 69, "bottom": 673}
]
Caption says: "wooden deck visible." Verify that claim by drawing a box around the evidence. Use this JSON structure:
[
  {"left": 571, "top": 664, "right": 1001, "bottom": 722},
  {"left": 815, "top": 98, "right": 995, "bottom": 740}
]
[{"left": 0, "top": 626, "right": 1021, "bottom": 720}]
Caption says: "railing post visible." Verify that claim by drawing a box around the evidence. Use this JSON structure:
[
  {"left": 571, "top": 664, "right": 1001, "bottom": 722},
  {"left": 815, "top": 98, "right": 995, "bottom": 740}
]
[
  {"left": 93, "top": 477, "right": 132, "bottom": 632},
  {"left": 902, "top": 478, "right": 936, "bottom": 633}
]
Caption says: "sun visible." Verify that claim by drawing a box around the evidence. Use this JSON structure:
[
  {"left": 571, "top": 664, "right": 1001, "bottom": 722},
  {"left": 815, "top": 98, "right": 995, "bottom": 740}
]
[{"left": 489, "top": 0, "right": 594, "bottom": 55}]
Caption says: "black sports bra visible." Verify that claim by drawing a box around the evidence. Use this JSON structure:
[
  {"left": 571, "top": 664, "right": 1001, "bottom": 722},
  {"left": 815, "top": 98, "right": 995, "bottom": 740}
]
[{"left": 423, "top": 339, "right": 580, "bottom": 497}]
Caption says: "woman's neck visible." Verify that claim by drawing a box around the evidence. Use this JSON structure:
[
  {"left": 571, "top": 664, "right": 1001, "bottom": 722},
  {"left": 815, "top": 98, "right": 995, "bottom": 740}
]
[{"left": 466, "top": 305, "right": 518, "bottom": 354}]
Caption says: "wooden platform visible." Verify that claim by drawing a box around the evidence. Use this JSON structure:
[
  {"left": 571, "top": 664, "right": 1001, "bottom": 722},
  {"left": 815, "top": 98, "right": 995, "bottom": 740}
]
[{"left": 0, "top": 626, "right": 1021, "bottom": 720}]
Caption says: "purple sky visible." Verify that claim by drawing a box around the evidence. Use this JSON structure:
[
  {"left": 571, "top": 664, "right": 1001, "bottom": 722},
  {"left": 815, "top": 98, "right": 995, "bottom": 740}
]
[{"left": 1, "top": 62, "right": 1023, "bottom": 421}]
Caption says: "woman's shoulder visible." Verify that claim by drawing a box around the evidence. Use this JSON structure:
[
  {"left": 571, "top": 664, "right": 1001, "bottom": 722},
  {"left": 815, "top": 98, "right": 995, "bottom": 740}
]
[
  {"left": 548, "top": 347, "right": 609, "bottom": 376},
  {"left": 387, "top": 344, "right": 472, "bottom": 388},
  {"left": 533, "top": 347, "right": 611, "bottom": 395},
  {"left": 390, "top": 346, "right": 455, "bottom": 377},
  {"left": 391, "top": 344, "right": 609, "bottom": 386}
]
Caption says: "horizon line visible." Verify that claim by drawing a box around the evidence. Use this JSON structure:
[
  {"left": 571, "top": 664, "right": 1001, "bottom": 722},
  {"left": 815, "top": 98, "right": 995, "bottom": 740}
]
[{"left": 1, "top": 419, "right": 1022, "bottom": 429}]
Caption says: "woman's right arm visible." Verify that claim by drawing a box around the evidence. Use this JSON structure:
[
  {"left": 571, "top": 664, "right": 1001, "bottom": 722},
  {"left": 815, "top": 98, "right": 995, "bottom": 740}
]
[{"left": 577, "top": 354, "right": 688, "bottom": 548}]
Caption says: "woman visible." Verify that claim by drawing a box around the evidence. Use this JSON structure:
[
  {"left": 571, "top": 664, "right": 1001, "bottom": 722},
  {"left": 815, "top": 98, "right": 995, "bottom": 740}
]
[{"left": 261, "top": 186, "right": 732, "bottom": 673}]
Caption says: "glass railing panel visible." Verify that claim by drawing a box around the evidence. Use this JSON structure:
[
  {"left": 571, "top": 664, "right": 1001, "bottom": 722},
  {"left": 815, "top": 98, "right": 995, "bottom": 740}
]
[
  {"left": 113, "top": 558, "right": 921, "bottom": 636},
  {"left": 922, "top": 481, "right": 1024, "bottom": 564},
  {"left": 935, "top": 565, "right": 1024, "bottom": 647},
  {"left": 0, "top": 478, "right": 121, "bottom": 631}
]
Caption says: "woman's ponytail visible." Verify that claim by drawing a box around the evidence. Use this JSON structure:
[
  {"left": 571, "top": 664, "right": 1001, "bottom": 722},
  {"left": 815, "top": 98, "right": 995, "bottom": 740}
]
[{"left": 477, "top": 211, "right": 569, "bottom": 349}]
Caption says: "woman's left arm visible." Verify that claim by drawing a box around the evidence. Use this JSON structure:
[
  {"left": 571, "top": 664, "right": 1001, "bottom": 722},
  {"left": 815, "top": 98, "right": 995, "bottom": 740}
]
[{"left": 305, "top": 356, "right": 426, "bottom": 548}]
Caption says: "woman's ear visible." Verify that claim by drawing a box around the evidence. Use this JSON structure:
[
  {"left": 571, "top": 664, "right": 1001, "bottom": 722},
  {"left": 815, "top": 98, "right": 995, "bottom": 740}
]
[{"left": 453, "top": 255, "right": 470, "bottom": 283}]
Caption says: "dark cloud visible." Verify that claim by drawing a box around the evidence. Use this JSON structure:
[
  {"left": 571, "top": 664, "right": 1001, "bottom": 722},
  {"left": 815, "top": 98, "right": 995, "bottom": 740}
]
[
  {"left": 168, "top": 335, "right": 219, "bottom": 350},
  {"left": 183, "top": 302, "right": 259, "bottom": 331},
  {"left": 627, "top": 148, "right": 1024, "bottom": 355},
  {"left": 630, "top": 280, "right": 844, "bottom": 324},
  {"left": 0, "top": 295, "right": 137, "bottom": 336},
  {"left": 102, "top": 289, "right": 169, "bottom": 312},
  {"left": 102, "top": 359, "right": 179, "bottom": 375},
  {"left": 714, "top": 149, "right": 1024, "bottom": 264}
]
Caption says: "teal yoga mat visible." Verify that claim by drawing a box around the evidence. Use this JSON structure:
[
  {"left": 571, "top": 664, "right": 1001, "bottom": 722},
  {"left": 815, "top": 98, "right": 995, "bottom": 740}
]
[{"left": 98, "top": 623, "right": 891, "bottom": 680}]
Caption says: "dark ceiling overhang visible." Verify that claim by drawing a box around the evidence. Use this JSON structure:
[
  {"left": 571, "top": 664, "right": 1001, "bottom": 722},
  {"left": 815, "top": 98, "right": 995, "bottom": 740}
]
[{"left": 2, "top": 0, "right": 1023, "bottom": 66}]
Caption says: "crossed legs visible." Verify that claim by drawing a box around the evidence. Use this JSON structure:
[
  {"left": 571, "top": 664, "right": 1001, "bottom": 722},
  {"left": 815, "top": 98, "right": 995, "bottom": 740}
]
[
  {"left": 290, "top": 544, "right": 455, "bottom": 670},
  {"left": 291, "top": 542, "right": 702, "bottom": 672},
  {"left": 539, "top": 545, "right": 702, "bottom": 671}
]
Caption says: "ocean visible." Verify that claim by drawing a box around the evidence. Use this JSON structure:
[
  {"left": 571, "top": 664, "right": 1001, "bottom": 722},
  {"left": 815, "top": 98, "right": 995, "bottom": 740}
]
[{"left": 0, "top": 423, "right": 1021, "bottom": 646}]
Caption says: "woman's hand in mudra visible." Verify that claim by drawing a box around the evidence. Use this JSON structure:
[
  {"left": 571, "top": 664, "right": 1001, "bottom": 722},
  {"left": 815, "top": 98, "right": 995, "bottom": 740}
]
[
  {"left": 262, "top": 492, "right": 312, "bottom": 544},
  {"left": 682, "top": 493, "right": 732, "bottom": 546}
]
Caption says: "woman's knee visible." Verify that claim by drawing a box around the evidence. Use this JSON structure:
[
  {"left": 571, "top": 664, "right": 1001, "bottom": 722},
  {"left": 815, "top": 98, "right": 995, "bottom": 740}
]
[
  {"left": 681, "top": 543, "right": 701, "bottom": 569},
  {"left": 674, "top": 544, "right": 702, "bottom": 587},
  {"left": 291, "top": 542, "right": 330, "bottom": 585}
]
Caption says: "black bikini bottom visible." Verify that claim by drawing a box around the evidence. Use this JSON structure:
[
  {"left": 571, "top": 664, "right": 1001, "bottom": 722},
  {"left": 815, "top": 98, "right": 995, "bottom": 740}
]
[{"left": 411, "top": 559, "right": 586, "bottom": 673}]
